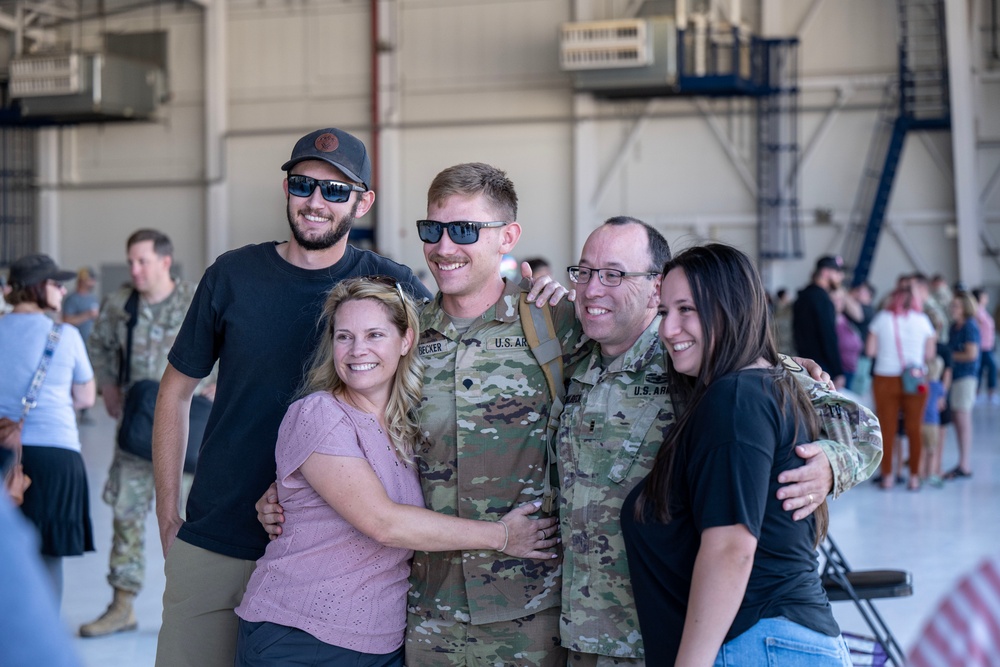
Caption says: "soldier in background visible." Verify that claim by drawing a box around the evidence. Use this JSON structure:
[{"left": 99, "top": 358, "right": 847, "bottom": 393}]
[
  {"left": 558, "top": 218, "right": 882, "bottom": 666},
  {"left": 79, "top": 229, "right": 213, "bottom": 638}
]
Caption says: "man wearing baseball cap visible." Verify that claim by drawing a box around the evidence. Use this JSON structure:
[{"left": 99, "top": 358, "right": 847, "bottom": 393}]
[
  {"left": 152, "top": 128, "right": 432, "bottom": 667},
  {"left": 793, "top": 255, "right": 847, "bottom": 388}
]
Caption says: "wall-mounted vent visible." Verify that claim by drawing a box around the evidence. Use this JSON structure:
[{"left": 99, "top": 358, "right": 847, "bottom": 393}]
[
  {"left": 560, "top": 17, "right": 678, "bottom": 97},
  {"left": 10, "top": 54, "right": 86, "bottom": 97},
  {"left": 560, "top": 19, "right": 653, "bottom": 71},
  {"left": 10, "top": 52, "right": 163, "bottom": 122}
]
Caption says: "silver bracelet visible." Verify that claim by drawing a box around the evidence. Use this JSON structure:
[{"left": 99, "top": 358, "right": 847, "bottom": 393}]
[{"left": 497, "top": 519, "right": 510, "bottom": 552}]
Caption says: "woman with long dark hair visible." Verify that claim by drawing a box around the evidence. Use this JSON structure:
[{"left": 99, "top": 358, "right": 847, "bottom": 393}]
[{"left": 621, "top": 244, "right": 850, "bottom": 666}]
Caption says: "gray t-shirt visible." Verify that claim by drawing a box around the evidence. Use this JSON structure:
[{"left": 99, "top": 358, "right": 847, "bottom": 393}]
[{"left": 62, "top": 291, "right": 100, "bottom": 341}]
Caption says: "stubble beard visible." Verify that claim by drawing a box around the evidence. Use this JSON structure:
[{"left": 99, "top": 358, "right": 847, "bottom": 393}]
[{"left": 287, "top": 198, "right": 361, "bottom": 251}]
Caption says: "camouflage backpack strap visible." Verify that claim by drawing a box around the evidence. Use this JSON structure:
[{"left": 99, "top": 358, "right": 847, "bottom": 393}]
[{"left": 519, "top": 295, "right": 565, "bottom": 513}]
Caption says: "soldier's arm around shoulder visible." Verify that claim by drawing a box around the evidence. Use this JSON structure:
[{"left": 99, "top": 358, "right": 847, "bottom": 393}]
[
  {"left": 551, "top": 298, "right": 589, "bottom": 368},
  {"left": 785, "top": 357, "right": 883, "bottom": 497}
]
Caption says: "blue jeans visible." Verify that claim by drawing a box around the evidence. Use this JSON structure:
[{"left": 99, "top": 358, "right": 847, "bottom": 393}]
[{"left": 713, "top": 617, "right": 852, "bottom": 666}]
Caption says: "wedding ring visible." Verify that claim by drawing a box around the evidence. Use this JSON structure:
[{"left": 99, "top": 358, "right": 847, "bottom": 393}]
[{"left": 808, "top": 494, "right": 814, "bottom": 504}]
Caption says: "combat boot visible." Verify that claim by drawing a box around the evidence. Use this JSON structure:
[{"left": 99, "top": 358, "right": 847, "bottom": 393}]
[{"left": 79, "top": 588, "right": 138, "bottom": 637}]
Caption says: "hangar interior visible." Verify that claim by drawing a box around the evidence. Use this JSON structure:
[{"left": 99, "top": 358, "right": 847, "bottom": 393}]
[
  {"left": 1, "top": 2, "right": 999, "bottom": 666},
  {"left": 0, "top": 0, "right": 997, "bottom": 298}
]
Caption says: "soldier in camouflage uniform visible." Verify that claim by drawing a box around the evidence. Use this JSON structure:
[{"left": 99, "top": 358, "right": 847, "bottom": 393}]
[
  {"left": 80, "top": 229, "right": 213, "bottom": 638},
  {"left": 558, "top": 218, "right": 882, "bottom": 666},
  {"left": 405, "top": 163, "right": 583, "bottom": 667}
]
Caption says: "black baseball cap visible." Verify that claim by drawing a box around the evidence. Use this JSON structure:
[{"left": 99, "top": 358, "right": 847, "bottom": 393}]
[
  {"left": 815, "top": 255, "right": 844, "bottom": 272},
  {"left": 280, "top": 128, "right": 371, "bottom": 191},
  {"left": 8, "top": 254, "right": 75, "bottom": 288}
]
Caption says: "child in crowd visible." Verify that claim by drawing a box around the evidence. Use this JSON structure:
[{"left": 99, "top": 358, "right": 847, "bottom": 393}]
[{"left": 921, "top": 355, "right": 948, "bottom": 488}]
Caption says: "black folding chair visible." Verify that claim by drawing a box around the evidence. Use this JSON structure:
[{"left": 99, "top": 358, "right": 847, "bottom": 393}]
[{"left": 820, "top": 534, "right": 913, "bottom": 667}]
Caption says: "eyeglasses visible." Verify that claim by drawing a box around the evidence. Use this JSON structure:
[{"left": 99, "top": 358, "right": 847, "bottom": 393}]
[
  {"left": 567, "top": 266, "right": 659, "bottom": 287},
  {"left": 287, "top": 175, "right": 366, "bottom": 203},
  {"left": 416, "top": 220, "right": 508, "bottom": 245}
]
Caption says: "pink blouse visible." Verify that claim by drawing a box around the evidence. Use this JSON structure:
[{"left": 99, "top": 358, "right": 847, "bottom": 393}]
[{"left": 236, "top": 391, "right": 423, "bottom": 654}]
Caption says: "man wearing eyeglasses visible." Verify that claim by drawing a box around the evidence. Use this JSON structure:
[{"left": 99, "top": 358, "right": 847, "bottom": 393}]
[
  {"left": 151, "top": 128, "right": 433, "bottom": 667},
  {"left": 556, "top": 217, "right": 882, "bottom": 666}
]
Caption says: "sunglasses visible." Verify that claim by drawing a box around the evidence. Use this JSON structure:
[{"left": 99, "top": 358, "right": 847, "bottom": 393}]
[
  {"left": 287, "top": 175, "right": 366, "bottom": 203},
  {"left": 416, "top": 220, "right": 508, "bottom": 245}
]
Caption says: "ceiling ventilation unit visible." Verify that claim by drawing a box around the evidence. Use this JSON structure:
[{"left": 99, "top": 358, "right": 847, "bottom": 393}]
[
  {"left": 10, "top": 52, "right": 164, "bottom": 122},
  {"left": 560, "top": 17, "right": 678, "bottom": 97}
]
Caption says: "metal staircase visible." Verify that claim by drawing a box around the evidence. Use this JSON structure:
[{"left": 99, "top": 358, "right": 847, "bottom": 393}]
[
  {"left": 841, "top": 84, "right": 908, "bottom": 280},
  {"left": 843, "top": 0, "right": 950, "bottom": 286}
]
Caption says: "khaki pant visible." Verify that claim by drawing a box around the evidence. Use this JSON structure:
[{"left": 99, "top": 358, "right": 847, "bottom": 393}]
[{"left": 155, "top": 539, "right": 256, "bottom": 667}]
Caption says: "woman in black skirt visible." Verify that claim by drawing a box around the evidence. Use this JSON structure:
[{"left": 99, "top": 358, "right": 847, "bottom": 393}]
[{"left": 1, "top": 254, "right": 97, "bottom": 607}]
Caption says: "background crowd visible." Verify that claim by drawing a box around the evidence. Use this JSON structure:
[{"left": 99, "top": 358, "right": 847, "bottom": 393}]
[
  {"left": 0, "top": 126, "right": 996, "bottom": 666},
  {"left": 773, "top": 261, "right": 998, "bottom": 492}
]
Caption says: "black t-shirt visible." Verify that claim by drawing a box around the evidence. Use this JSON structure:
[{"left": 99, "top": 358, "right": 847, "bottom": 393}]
[
  {"left": 793, "top": 283, "right": 843, "bottom": 378},
  {"left": 168, "top": 242, "right": 431, "bottom": 560},
  {"left": 621, "top": 368, "right": 839, "bottom": 665}
]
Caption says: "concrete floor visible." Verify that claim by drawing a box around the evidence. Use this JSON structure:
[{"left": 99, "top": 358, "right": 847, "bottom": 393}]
[{"left": 57, "top": 399, "right": 1000, "bottom": 666}]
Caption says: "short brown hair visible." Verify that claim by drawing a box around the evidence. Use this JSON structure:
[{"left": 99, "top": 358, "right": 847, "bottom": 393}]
[
  {"left": 426, "top": 163, "right": 517, "bottom": 222},
  {"left": 127, "top": 229, "right": 173, "bottom": 258}
]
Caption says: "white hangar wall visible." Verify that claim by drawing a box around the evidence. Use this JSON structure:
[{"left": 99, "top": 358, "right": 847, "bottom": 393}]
[{"left": 36, "top": 0, "right": 1000, "bottom": 299}]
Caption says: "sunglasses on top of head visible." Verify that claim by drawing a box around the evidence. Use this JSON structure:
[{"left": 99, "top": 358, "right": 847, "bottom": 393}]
[
  {"left": 368, "top": 275, "right": 408, "bottom": 304},
  {"left": 287, "top": 175, "right": 366, "bottom": 203},
  {"left": 415, "top": 220, "right": 508, "bottom": 245}
]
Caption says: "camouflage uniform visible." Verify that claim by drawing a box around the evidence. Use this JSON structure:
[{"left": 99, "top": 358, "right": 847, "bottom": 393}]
[
  {"left": 406, "top": 280, "right": 584, "bottom": 667},
  {"left": 557, "top": 319, "right": 883, "bottom": 662},
  {"left": 88, "top": 283, "right": 206, "bottom": 594}
]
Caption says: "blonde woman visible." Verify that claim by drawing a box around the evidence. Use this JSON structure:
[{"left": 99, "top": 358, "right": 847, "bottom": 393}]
[{"left": 235, "top": 277, "right": 556, "bottom": 667}]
